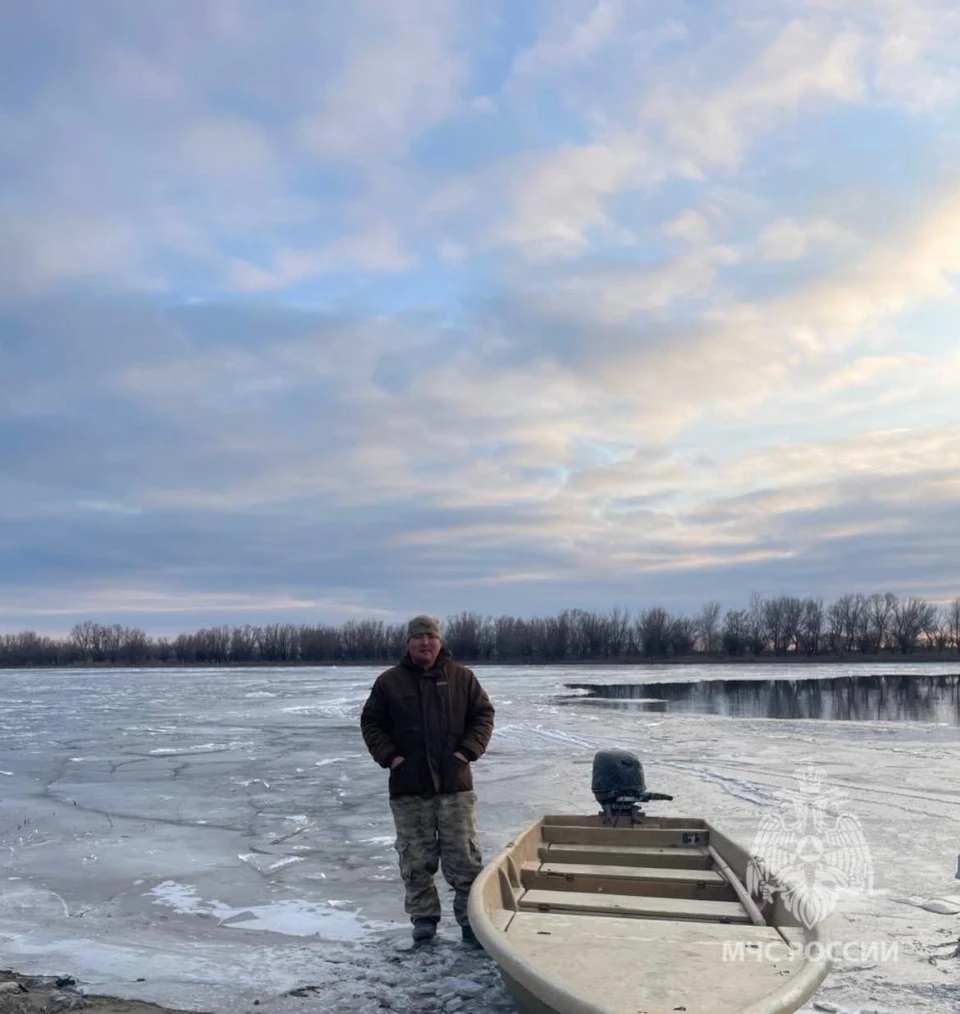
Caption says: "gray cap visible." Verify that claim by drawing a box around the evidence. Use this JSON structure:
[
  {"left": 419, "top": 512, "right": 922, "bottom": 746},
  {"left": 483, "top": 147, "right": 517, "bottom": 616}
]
[{"left": 407, "top": 614, "right": 442, "bottom": 638}]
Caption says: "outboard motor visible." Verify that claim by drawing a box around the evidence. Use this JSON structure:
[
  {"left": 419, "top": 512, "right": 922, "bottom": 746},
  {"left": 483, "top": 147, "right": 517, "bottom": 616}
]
[{"left": 592, "top": 749, "right": 673, "bottom": 824}]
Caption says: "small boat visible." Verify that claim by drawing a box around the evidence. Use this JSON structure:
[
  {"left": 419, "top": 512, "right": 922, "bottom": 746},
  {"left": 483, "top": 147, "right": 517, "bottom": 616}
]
[{"left": 468, "top": 750, "right": 831, "bottom": 1014}]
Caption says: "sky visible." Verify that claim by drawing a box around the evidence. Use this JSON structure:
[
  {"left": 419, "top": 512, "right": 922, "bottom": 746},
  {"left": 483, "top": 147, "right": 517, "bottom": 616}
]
[{"left": 2, "top": 0, "right": 960, "bottom": 635}]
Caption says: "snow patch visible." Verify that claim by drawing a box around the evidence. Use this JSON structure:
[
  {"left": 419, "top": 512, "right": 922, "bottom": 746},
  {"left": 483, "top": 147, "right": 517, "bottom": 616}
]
[
  {"left": 148, "top": 743, "right": 230, "bottom": 755},
  {"left": 144, "top": 880, "right": 392, "bottom": 939},
  {"left": 314, "top": 754, "right": 363, "bottom": 767}
]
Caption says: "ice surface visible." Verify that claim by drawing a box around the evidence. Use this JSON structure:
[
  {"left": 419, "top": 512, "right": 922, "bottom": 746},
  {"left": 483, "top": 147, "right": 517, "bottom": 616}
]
[{"left": 1, "top": 662, "right": 958, "bottom": 1013}]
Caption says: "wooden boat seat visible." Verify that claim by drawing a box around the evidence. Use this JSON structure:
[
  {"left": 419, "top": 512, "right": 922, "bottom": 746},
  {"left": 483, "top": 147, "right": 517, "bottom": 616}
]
[
  {"left": 519, "top": 888, "right": 751, "bottom": 923},
  {"left": 542, "top": 824, "right": 709, "bottom": 848},
  {"left": 522, "top": 861, "right": 735, "bottom": 902},
  {"left": 531, "top": 861, "right": 725, "bottom": 884},
  {"left": 539, "top": 842, "right": 713, "bottom": 869},
  {"left": 503, "top": 911, "right": 799, "bottom": 1014}
]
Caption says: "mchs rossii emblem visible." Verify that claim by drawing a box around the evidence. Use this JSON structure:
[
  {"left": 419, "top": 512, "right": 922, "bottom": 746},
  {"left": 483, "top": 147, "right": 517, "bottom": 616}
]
[{"left": 746, "top": 763, "right": 874, "bottom": 929}]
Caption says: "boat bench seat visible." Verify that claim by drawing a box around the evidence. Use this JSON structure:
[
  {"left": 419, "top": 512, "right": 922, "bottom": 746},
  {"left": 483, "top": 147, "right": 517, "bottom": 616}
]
[
  {"left": 539, "top": 841, "right": 713, "bottom": 869},
  {"left": 542, "top": 824, "right": 708, "bottom": 848},
  {"left": 519, "top": 888, "right": 751, "bottom": 923},
  {"left": 521, "top": 860, "right": 734, "bottom": 901},
  {"left": 529, "top": 861, "right": 726, "bottom": 884}
]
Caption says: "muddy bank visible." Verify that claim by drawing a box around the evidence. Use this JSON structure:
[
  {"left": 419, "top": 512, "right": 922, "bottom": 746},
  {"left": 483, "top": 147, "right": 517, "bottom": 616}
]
[
  {"left": 0, "top": 969, "right": 194, "bottom": 1014},
  {"left": 2, "top": 931, "right": 517, "bottom": 1014}
]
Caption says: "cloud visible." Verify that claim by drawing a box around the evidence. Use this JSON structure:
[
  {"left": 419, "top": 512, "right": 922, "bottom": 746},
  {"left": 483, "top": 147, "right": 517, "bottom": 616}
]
[
  {"left": 91, "top": 181, "right": 958, "bottom": 529},
  {"left": 663, "top": 210, "right": 712, "bottom": 245},
  {"left": 0, "top": 2, "right": 465, "bottom": 296},
  {"left": 296, "top": 0, "right": 467, "bottom": 162},
  {"left": 642, "top": 19, "right": 866, "bottom": 171},
  {"left": 227, "top": 225, "right": 414, "bottom": 292},
  {"left": 493, "top": 141, "right": 647, "bottom": 259},
  {"left": 508, "top": 0, "right": 625, "bottom": 82},
  {"left": 866, "top": 0, "right": 960, "bottom": 110},
  {"left": 482, "top": 15, "right": 869, "bottom": 261},
  {"left": 726, "top": 426, "right": 960, "bottom": 491},
  {"left": 817, "top": 353, "right": 937, "bottom": 394},
  {"left": 757, "top": 218, "right": 859, "bottom": 262},
  {"left": 529, "top": 244, "right": 740, "bottom": 322},
  {"left": 0, "top": 581, "right": 393, "bottom": 629},
  {"left": 0, "top": 212, "right": 142, "bottom": 297},
  {"left": 178, "top": 117, "right": 277, "bottom": 178}
]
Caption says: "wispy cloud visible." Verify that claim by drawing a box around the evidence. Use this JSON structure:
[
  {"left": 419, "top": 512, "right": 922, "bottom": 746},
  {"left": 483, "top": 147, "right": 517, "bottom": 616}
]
[
  {"left": 228, "top": 225, "right": 414, "bottom": 292},
  {"left": 296, "top": 0, "right": 467, "bottom": 162}
]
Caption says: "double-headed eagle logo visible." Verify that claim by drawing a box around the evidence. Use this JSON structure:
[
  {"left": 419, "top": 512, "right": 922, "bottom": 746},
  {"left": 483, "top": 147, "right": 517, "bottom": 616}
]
[{"left": 746, "top": 764, "right": 874, "bottom": 929}]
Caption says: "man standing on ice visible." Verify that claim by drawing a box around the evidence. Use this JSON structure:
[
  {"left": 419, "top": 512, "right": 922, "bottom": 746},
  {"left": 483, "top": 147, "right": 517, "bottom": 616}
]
[{"left": 361, "top": 614, "right": 495, "bottom": 947}]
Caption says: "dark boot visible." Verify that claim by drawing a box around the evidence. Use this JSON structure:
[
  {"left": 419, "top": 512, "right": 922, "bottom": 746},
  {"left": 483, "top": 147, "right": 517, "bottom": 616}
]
[
  {"left": 460, "top": 923, "right": 481, "bottom": 949},
  {"left": 412, "top": 917, "right": 438, "bottom": 943}
]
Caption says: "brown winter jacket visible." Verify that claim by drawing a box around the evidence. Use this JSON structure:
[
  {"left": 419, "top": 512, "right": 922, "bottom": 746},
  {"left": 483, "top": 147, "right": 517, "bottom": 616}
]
[{"left": 360, "top": 648, "right": 495, "bottom": 798}]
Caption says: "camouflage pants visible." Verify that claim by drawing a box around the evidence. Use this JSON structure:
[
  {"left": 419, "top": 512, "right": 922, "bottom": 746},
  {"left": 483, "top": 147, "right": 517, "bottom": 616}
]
[{"left": 389, "top": 790, "right": 483, "bottom": 926}]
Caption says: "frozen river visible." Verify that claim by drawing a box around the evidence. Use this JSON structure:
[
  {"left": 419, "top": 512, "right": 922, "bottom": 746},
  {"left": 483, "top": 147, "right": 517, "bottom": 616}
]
[{"left": 1, "top": 662, "right": 959, "bottom": 1013}]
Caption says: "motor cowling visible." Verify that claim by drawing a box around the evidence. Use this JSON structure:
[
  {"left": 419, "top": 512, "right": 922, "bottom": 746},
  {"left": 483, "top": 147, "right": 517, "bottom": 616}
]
[
  {"left": 591, "top": 748, "right": 673, "bottom": 822},
  {"left": 592, "top": 748, "right": 646, "bottom": 805}
]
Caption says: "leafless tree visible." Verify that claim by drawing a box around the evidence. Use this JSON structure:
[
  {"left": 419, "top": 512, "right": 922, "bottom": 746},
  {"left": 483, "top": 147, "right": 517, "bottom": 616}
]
[
  {"left": 760, "top": 596, "right": 787, "bottom": 654},
  {"left": 606, "top": 607, "right": 631, "bottom": 657},
  {"left": 571, "top": 610, "right": 604, "bottom": 658},
  {"left": 230, "top": 624, "right": 258, "bottom": 662},
  {"left": 154, "top": 636, "right": 173, "bottom": 663},
  {"left": 544, "top": 611, "right": 572, "bottom": 660},
  {"left": 722, "top": 610, "right": 750, "bottom": 656},
  {"left": 949, "top": 598, "right": 960, "bottom": 651},
  {"left": 759, "top": 596, "right": 804, "bottom": 654},
  {"left": 826, "top": 594, "right": 864, "bottom": 655},
  {"left": 258, "top": 623, "right": 298, "bottom": 662},
  {"left": 928, "top": 607, "right": 950, "bottom": 652},
  {"left": 120, "top": 627, "right": 150, "bottom": 664},
  {"left": 890, "top": 597, "right": 938, "bottom": 654},
  {"left": 445, "top": 612, "right": 498, "bottom": 660},
  {"left": 825, "top": 599, "right": 845, "bottom": 654},
  {"left": 744, "top": 593, "right": 767, "bottom": 655},
  {"left": 798, "top": 598, "right": 824, "bottom": 654},
  {"left": 100, "top": 624, "right": 125, "bottom": 663},
  {"left": 191, "top": 626, "right": 230, "bottom": 663},
  {"left": 637, "top": 607, "right": 671, "bottom": 657},
  {"left": 0, "top": 631, "right": 66, "bottom": 666},
  {"left": 696, "top": 601, "right": 722, "bottom": 654},
  {"left": 346, "top": 619, "right": 387, "bottom": 660},
  {"left": 494, "top": 615, "right": 527, "bottom": 660},
  {"left": 173, "top": 632, "right": 196, "bottom": 662},
  {"left": 669, "top": 616, "right": 697, "bottom": 656},
  {"left": 70, "top": 621, "right": 98, "bottom": 662},
  {"left": 863, "top": 592, "right": 896, "bottom": 653},
  {"left": 297, "top": 622, "right": 350, "bottom": 661}
]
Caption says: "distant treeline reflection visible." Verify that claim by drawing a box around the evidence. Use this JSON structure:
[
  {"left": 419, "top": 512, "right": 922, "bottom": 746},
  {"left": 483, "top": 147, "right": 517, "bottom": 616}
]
[
  {"left": 1, "top": 591, "right": 959, "bottom": 667},
  {"left": 564, "top": 674, "right": 960, "bottom": 724}
]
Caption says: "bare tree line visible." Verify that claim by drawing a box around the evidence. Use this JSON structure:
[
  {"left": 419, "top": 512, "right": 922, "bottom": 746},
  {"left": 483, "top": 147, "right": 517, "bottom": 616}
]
[{"left": 2, "top": 592, "right": 959, "bottom": 668}]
